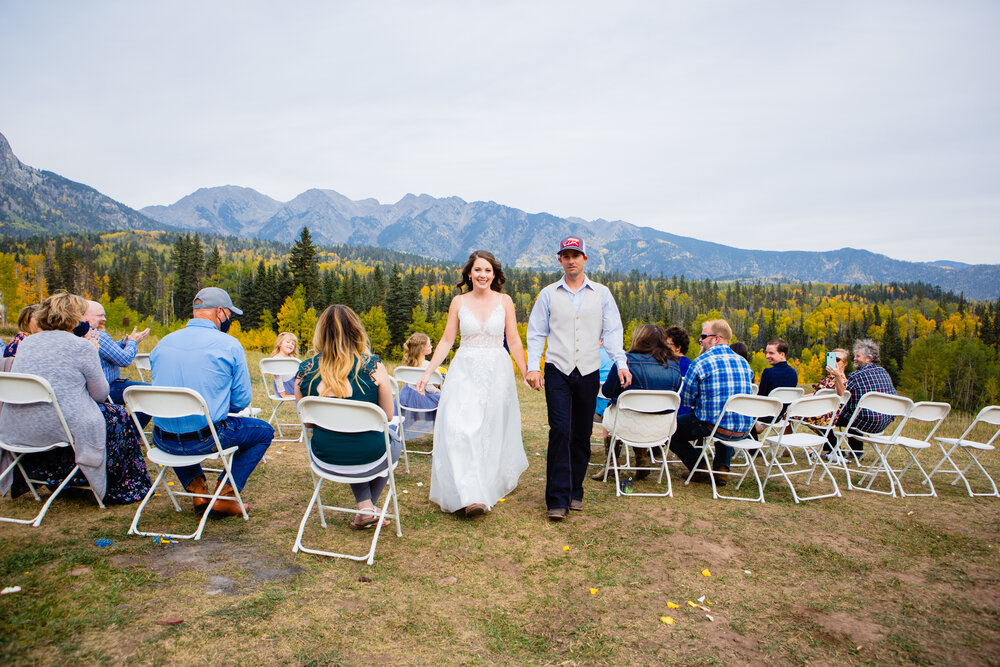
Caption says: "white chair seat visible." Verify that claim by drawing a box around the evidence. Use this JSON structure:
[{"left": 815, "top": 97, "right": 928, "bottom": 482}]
[
  {"left": 760, "top": 394, "right": 843, "bottom": 503},
  {"left": 763, "top": 432, "right": 827, "bottom": 449},
  {"left": 927, "top": 405, "right": 1000, "bottom": 497},
  {"left": 936, "top": 436, "right": 993, "bottom": 452},
  {"left": 894, "top": 436, "right": 932, "bottom": 450},
  {"left": 1, "top": 441, "right": 71, "bottom": 454},
  {"left": 146, "top": 446, "right": 239, "bottom": 468}
]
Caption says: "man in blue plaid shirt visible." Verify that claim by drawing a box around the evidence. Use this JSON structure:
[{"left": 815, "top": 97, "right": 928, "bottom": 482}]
[
  {"left": 669, "top": 319, "right": 754, "bottom": 483},
  {"left": 825, "top": 338, "right": 896, "bottom": 461},
  {"left": 83, "top": 300, "right": 151, "bottom": 425}
]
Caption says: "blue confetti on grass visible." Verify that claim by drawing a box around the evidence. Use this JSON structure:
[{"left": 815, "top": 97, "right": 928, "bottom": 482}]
[{"left": 94, "top": 538, "right": 113, "bottom": 548}]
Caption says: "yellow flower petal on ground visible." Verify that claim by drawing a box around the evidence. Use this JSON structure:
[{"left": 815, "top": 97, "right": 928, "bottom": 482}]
[
  {"left": 660, "top": 616, "right": 674, "bottom": 625},
  {"left": 167, "top": 481, "right": 174, "bottom": 486},
  {"left": 589, "top": 588, "right": 598, "bottom": 595},
  {"left": 563, "top": 546, "right": 571, "bottom": 552},
  {"left": 498, "top": 498, "right": 506, "bottom": 503},
  {"left": 687, "top": 600, "right": 697, "bottom": 607},
  {"left": 701, "top": 569, "right": 711, "bottom": 577},
  {"left": 666, "top": 601, "right": 679, "bottom": 609}
]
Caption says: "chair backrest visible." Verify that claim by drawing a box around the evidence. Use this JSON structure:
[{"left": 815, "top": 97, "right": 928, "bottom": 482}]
[
  {"left": 134, "top": 353, "right": 151, "bottom": 372},
  {"left": 786, "top": 393, "right": 842, "bottom": 421},
  {"left": 901, "top": 401, "right": 951, "bottom": 442},
  {"left": 297, "top": 396, "right": 389, "bottom": 434},
  {"left": 815, "top": 388, "right": 836, "bottom": 396},
  {"left": 123, "top": 385, "right": 214, "bottom": 420},
  {"left": 720, "top": 394, "right": 783, "bottom": 421},
  {"left": 767, "top": 386, "right": 805, "bottom": 404},
  {"left": 958, "top": 405, "right": 1000, "bottom": 447},
  {"left": 616, "top": 389, "right": 681, "bottom": 415},
  {"left": 0, "top": 372, "right": 74, "bottom": 445},
  {"left": 851, "top": 392, "right": 912, "bottom": 419},
  {"left": 260, "top": 357, "right": 301, "bottom": 398},
  {"left": 393, "top": 365, "right": 444, "bottom": 387}
]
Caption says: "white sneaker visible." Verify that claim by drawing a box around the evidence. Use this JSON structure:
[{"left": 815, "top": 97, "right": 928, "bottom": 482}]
[{"left": 826, "top": 452, "right": 848, "bottom": 465}]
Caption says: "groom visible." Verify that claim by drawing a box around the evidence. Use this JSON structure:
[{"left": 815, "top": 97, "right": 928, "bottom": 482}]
[{"left": 526, "top": 237, "right": 631, "bottom": 521}]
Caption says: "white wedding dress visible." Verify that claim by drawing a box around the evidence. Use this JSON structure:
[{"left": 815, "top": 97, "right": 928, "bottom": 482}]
[{"left": 429, "top": 295, "right": 528, "bottom": 512}]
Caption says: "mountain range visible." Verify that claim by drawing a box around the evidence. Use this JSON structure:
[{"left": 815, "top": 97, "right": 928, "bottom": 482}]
[{"left": 2, "top": 130, "right": 997, "bottom": 299}]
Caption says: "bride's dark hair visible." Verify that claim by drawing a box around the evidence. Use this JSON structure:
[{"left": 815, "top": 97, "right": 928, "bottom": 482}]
[{"left": 456, "top": 250, "right": 506, "bottom": 293}]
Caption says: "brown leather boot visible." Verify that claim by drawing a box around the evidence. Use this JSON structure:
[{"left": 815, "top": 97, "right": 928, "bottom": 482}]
[
  {"left": 209, "top": 481, "right": 247, "bottom": 517},
  {"left": 185, "top": 475, "right": 209, "bottom": 512}
]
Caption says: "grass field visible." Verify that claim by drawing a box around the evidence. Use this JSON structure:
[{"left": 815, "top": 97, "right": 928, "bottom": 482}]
[{"left": 2, "top": 348, "right": 999, "bottom": 665}]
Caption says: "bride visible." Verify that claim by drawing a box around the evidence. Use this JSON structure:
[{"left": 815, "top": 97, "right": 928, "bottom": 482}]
[{"left": 416, "top": 250, "right": 529, "bottom": 517}]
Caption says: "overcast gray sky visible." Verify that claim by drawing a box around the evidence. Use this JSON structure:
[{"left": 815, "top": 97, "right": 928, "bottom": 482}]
[{"left": 1, "top": 1, "right": 997, "bottom": 264}]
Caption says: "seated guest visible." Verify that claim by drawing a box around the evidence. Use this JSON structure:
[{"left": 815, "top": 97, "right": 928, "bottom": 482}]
[
  {"left": 4, "top": 304, "right": 40, "bottom": 358},
  {"left": 295, "top": 305, "right": 401, "bottom": 530},
  {"left": 397, "top": 332, "right": 440, "bottom": 437},
  {"left": 0, "top": 292, "right": 151, "bottom": 504},
  {"left": 758, "top": 339, "right": 798, "bottom": 397},
  {"left": 801, "top": 348, "right": 849, "bottom": 433},
  {"left": 668, "top": 319, "right": 754, "bottom": 484},
  {"left": 825, "top": 339, "right": 896, "bottom": 462},
  {"left": 729, "top": 341, "right": 751, "bottom": 363},
  {"left": 593, "top": 324, "right": 682, "bottom": 480},
  {"left": 753, "top": 338, "right": 799, "bottom": 436},
  {"left": 82, "top": 300, "right": 152, "bottom": 426},
  {"left": 663, "top": 326, "right": 692, "bottom": 418},
  {"left": 151, "top": 287, "right": 273, "bottom": 516},
  {"left": 270, "top": 331, "right": 300, "bottom": 397}
]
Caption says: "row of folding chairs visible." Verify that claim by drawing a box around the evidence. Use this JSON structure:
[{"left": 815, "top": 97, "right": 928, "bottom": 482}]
[{"left": 599, "top": 387, "right": 1000, "bottom": 504}]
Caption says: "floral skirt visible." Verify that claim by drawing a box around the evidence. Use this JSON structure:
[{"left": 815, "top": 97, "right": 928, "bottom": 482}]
[{"left": 11, "top": 403, "right": 152, "bottom": 504}]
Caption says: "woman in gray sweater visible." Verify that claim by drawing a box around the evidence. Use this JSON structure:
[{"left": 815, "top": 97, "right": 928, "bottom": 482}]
[{"left": 0, "top": 292, "right": 150, "bottom": 503}]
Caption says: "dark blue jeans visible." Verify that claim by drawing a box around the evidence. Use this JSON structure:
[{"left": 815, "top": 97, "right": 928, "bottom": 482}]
[
  {"left": 669, "top": 413, "right": 744, "bottom": 471},
  {"left": 110, "top": 379, "right": 151, "bottom": 428},
  {"left": 152, "top": 417, "right": 273, "bottom": 491},
  {"left": 544, "top": 365, "right": 599, "bottom": 510}
]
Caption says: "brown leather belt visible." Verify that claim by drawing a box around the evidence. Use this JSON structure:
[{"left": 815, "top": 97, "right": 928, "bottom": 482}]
[{"left": 714, "top": 426, "right": 748, "bottom": 439}]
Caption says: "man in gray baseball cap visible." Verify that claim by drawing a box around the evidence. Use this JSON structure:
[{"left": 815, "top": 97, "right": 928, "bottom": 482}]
[{"left": 150, "top": 286, "right": 272, "bottom": 517}]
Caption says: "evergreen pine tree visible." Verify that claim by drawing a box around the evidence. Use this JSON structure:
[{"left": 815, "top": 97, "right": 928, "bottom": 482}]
[{"left": 289, "top": 227, "right": 320, "bottom": 306}]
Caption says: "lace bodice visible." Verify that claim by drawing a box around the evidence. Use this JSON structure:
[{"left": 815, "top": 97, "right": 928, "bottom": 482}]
[{"left": 458, "top": 297, "right": 505, "bottom": 349}]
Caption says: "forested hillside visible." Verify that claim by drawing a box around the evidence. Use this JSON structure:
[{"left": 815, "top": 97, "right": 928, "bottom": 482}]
[{"left": 1, "top": 228, "right": 998, "bottom": 413}]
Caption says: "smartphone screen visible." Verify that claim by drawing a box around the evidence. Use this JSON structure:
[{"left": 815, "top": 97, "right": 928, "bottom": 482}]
[{"left": 826, "top": 352, "right": 837, "bottom": 369}]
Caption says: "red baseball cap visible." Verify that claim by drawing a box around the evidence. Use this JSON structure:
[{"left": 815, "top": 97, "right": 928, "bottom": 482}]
[{"left": 557, "top": 236, "right": 587, "bottom": 257}]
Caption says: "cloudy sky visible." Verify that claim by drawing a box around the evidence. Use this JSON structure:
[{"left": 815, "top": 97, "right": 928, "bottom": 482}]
[{"left": 1, "top": 1, "right": 997, "bottom": 264}]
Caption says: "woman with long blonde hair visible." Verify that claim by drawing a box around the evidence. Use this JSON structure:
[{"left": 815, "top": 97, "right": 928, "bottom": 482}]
[{"left": 294, "top": 305, "right": 399, "bottom": 529}]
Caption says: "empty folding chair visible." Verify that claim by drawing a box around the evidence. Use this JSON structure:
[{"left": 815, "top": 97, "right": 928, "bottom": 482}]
[
  {"left": 123, "top": 386, "right": 248, "bottom": 541},
  {"left": 132, "top": 353, "right": 151, "bottom": 382},
  {"left": 761, "top": 393, "right": 843, "bottom": 502},
  {"left": 872, "top": 401, "right": 951, "bottom": 498},
  {"left": 928, "top": 405, "right": 1000, "bottom": 497},
  {"left": 0, "top": 372, "right": 106, "bottom": 526},
  {"left": 686, "top": 394, "right": 783, "bottom": 502},
  {"left": 293, "top": 397, "right": 402, "bottom": 565},
  {"left": 828, "top": 392, "right": 913, "bottom": 496},
  {"left": 259, "top": 357, "right": 303, "bottom": 443},
  {"left": 601, "top": 390, "right": 680, "bottom": 498}
]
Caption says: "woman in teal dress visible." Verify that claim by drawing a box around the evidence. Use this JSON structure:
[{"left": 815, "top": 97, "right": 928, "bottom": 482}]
[{"left": 295, "top": 305, "right": 400, "bottom": 530}]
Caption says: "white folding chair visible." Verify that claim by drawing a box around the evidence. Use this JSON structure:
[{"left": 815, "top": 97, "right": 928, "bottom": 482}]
[
  {"left": 392, "top": 365, "right": 444, "bottom": 468},
  {"left": 123, "top": 386, "right": 248, "bottom": 541},
  {"left": 761, "top": 394, "right": 843, "bottom": 502},
  {"left": 601, "top": 390, "right": 680, "bottom": 498},
  {"left": 928, "top": 405, "right": 1000, "bottom": 498},
  {"left": 259, "top": 357, "right": 302, "bottom": 443},
  {"left": 828, "top": 392, "right": 913, "bottom": 496},
  {"left": 686, "top": 394, "right": 783, "bottom": 502},
  {"left": 872, "top": 401, "right": 951, "bottom": 498},
  {"left": 0, "top": 372, "right": 106, "bottom": 526},
  {"left": 293, "top": 397, "right": 402, "bottom": 565},
  {"left": 133, "top": 353, "right": 151, "bottom": 382},
  {"left": 758, "top": 386, "right": 806, "bottom": 462}
]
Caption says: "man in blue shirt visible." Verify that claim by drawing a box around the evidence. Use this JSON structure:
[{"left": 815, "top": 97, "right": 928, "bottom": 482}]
[
  {"left": 151, "top": 287, "right": 273, "bottom": 516},
  {"left": 82, "top": 300, "right": 152, "bottom": 426},
  {"left": 669, "top": 319, "right": 754, "bottom": 484}
]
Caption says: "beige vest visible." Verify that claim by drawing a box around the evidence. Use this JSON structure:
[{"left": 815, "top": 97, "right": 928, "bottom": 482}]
[{"left": 546, "top": 286, "right": 603, "bottom": 375}]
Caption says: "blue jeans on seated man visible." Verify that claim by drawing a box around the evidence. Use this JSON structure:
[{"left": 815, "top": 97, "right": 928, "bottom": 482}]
[
  {"left": 668, "top": 413, "right": 745, "bottom": 471},
  {"left": 110, "top": 378, "right": 152, "bottom": 428},
  {"left": 152, "top": 416, "right": 274, "bottom": 491}
]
